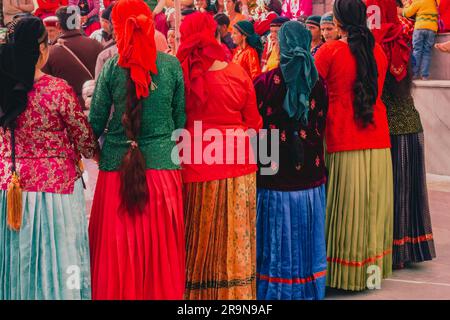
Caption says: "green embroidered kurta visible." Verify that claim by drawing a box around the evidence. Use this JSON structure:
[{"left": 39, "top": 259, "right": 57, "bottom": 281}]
[
  {"left": 89, "top": 52, "right": 186, "bottom": 171},
  {"left": 382, "top": 74, "right": 423, "bottom": 136}
]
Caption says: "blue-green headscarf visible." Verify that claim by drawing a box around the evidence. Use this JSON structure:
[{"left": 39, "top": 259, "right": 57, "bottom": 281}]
[{"left": 279, "top": 21, "right": 318, "bottom": 124}]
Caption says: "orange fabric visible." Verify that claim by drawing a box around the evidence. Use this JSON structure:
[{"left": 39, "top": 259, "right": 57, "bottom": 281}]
[
  {"left": 314, "top": 41, "right": 391, "bottom": 153},
  {"left": 184, "top": 173, "right": 257, "bottom": 299},
  {"left": 177, "top": 12, "right": 226, "bottom": 108},
  {"left": 111, "top": 0, "right": 157, "bottom": 99},
  {"left": 232, "top": 45, "right": 261, "bottom": 80},
  {"left": 228, "top": 13, "right": 246, "bottom": 32}
]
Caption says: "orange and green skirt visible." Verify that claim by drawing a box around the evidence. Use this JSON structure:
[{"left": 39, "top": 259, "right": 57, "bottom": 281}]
[{"left": 184, "top": 173, "right": 257, "bottom": 300}]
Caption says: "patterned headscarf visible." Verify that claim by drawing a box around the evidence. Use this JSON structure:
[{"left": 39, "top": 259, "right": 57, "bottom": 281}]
[
  {"left": 112, "top": 0, "right": 157, "bottom": 99},
  {"left": 279, "top": 21, "right": 318, "bottom": 123}
]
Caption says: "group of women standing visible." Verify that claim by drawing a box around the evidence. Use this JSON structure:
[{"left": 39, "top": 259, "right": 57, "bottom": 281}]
[{"left": 0, "top": 0, "right": 436, "bottom": 300}]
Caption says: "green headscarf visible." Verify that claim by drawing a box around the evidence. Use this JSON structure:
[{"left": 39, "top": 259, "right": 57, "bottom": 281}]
[
  {"left": 279, "top": 21, "right": 318, "bottom": 124},
  {"left": 234, "top": 20, "right": 263, "bottom": 56}
]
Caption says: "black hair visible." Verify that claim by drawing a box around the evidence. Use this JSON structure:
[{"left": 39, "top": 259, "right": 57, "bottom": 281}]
[
  {"left": 214, "top": 13, "right": 230, "bottom": 28},
  {"left": 334, "top": 0, "right": 378, "bottom": 127},
  {"left": 56, "top": 6, "right": 80, "bottom": 31}
]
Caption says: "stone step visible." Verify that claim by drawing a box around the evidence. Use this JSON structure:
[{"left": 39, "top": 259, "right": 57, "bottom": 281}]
[{"left": 412, "top": 80, "right": 450, "bottom": 176}]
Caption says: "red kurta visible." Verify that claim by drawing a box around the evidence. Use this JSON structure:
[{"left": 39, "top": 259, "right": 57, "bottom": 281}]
[
  {"left": 314, "top": 40, "right": 391, "bottom": 153},
  {"left": 181, "top": 62, "right": 263, "bottom": 183}
]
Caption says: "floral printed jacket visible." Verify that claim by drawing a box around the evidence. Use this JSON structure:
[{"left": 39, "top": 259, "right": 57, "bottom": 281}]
[{"left": 0, "top": 75, "right": 97, "bottom": 194}]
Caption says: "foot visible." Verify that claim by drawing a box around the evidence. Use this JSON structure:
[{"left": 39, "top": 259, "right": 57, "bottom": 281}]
[
  {"left": 421, "top": 76, "right": 430, "bottom": 80},
  {"left": 435, "top": 41, "right": 450, "bottom": 53}
]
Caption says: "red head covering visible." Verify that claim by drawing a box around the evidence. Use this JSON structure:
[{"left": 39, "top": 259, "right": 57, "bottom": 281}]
[
  {"left": 176, "top": 12, "right": 225, "bottom": 107},
  {"left": 112, "top": 0, "right": 157, "bottom": 99},
  {"left": 254, "top": 12, "right": 279, "bottom": 36},
  {"left": 367, "top": 0, "right": 410, "bottom": 81}
]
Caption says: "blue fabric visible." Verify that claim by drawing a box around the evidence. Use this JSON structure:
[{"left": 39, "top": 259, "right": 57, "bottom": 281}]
[
  {"left": 0, "top": 179, "right": 91, "bottom": 300},
  {"left": 412, "top": 29, "right": 436, "bottom": 78},
  {"left": 256, "top": 185, "right": 327, "bottom": 300}
]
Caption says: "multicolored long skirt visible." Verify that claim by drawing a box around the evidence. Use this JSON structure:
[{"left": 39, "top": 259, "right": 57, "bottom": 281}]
[
  {"left": 184, "top": 173, "right": 257, "bottom": 300},
  {"left": 391, "top": 133, "right": 436, "bottom": 268},
  {"left": 325, "top": 148, "right": 394, "bottom": 291},
  {"left": 89, "top": 170, "right": 185, "bottom": 300},
  {"left": 0, "top": 179, "right": 91, "bottom": 300},
  {"left": 256, "top": 185, "right": 327, "bottom": 300}
]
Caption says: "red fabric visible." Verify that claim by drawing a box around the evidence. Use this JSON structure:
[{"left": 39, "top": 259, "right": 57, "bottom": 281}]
[
  {"left": 89, "top": 169, "right": 185, "bottom": 300},
  {"left": 83, "top": 21, "right": 101, "bottom": 36},
  {"left": 177, "top": 12, "right": 226, "bottom": 109},
  {"left": 112, "top": 0, "right": 157, "bottom": 99},
  {"left": 254, "top": 12, "right": 278, "bottom": 36},
  {"left": 181, "top": 63, "right": 263, "bottom": 183},
  {"left": 35, "top": 0, "right": 64, "bottom": 19},
  {"left": 314, "top": 41, "right": 391, "bottom": 153},
  {"left": 441, "top": 0, "right": 450, "bottom": 32},
  {"left": 367, "top": 0, "right": 410, "bottom": 81}
]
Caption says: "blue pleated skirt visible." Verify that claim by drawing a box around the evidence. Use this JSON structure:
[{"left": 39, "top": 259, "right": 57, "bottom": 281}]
[
  {"left": 256, "top": 185, "right": 327, "bottom": 300},
  {"left": 0, "top": 179, "right": 91, "bottom": 300}
]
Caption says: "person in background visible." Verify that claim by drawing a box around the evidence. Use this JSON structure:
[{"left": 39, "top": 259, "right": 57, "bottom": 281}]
[
  {"left": 370, "top": 0, "right": 436, "bottom": 269},
  {"left": 35, "top": 0, "right": 67, "bottom": 20},
  {"left": 90, "top": 4, "right": 113, "bottom": 46},
  {"left": 0, "top": 16, "right": 96, "bottom": 300},
  {"left": 177, "top": 12, "right": 262, "bottom": 300},
  {"left": 194, "top": 0, "right": 218, "bottom": 14},
  {"left": 43, "top": 6, "right": 104, "bottom": 108},
  {"left": 43, "top": 15, "right": 61, "bottom": 44},
  {"left": 261, "top": 16, "right": 289, "bottom": 72},
  {"left": 320, "top": 11, "right": 339, "bottom": 42},
  {"left": 145, "top": 0, "right": 169, "bottom": 36},
  {"left": 88, "top": 0, "right": 186, "bottom": 299},
  {"left": 215, "top": 12, "right": 237, "bottom": 52},
  {"left": 254, "top": 20, "right": 328, "bottom": 300},
  {"left": 225, "top": 0, "right": 246, "bottom": 32},
  {"left": 281, "top": 0, "right": 313, "bottom": 19},
  {"left": 166, "top": 28, "right": 176, "bottom": 55},
  {"left": 401, "top": 0, "right": 439, "bottom": 79},
  {"left": 306, "top": 15, "right": 323, "bottom": 56},
  {"left": 232, "top": 20, "right": 262, "bottom": 79},
  {"left": 2, "top": 0, "right": 34, "bottom": 26},
  {"left": 69, "top": 0, "right": 101, "bottom": 36},
  {"left": 314, "top": 0, "right": 393, "bottom": 291}
]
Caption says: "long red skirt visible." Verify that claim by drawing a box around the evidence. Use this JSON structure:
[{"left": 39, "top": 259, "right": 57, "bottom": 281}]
[{"left": 89, "top": 170, "right": 185, "bottom": 300}]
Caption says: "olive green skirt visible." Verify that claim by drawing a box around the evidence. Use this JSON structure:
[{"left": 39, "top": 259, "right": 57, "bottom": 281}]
[{"left": 325, "top": 148, "right": 393, "bottom": 291}]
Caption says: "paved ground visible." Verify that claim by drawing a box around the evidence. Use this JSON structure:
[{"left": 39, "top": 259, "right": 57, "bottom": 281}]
[
  {"left": 327, "top": 174, "right": 450, "bottom": 300},
  {"left": 83, "top": 161, "right": 450, "bottom": 300}
]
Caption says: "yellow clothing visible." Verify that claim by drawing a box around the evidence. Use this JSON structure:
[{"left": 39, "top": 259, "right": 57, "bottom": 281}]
[
  {"left": 403, "top": 0, "right": 440, "bottom": 32},
  {"left": 262, "top": 45, "right": 280, "bottom": 73}
]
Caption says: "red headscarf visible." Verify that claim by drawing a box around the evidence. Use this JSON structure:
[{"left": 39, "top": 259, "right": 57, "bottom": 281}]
[
  {"left": 112, "top": 0, "right": 157, "bottom": 99},
  {"left": 254, "top": 12, "right": 279, "bottom": 36},
  {"left": 176, "top": 12, "right": 225, "bottom": 107},
  {"left": 367, "top": 0, "right": 410, "bottom": 81}
]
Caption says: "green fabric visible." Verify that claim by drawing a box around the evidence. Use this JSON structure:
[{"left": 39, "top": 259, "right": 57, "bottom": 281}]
[
  {"left": 320, "top": 11, "right": 334, "bottom": 25},
  {"left": 279, "top": 21, "right": 318, "bottom": 124},
  {"left": 382, "top": 75, "right": 423, "bottom": 135},
  {"left": 325, "top": 148, "right": 393, "bottom": 291},
  {"left": 144, "top": 0, "right": 159, "bottom": 11},
  {"left": 0, "top": 180, "right": 91, "bottom": 299},
  {"left": 234, "top": 20, "right": 263, "bottom": 55},
  {"left": 89, "top": 52, "right": 186, "bottom": 171}
]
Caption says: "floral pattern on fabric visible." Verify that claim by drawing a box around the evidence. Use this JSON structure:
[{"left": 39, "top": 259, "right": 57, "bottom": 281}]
[{"left": 0, "top": 75, "right": 97, "bottom": 193}]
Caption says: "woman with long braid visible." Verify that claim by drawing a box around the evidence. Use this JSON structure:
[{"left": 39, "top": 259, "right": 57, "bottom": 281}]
[
  {"left": 88, "top": 0, "right": 186, "bottom": 299},
  {"left": 314, "top": 0, "right": 393, "bottom": 291}
]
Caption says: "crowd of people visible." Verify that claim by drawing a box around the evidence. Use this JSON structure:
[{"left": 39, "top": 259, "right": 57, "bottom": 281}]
[{"left": 0, "top": 0, "right": 446, "bottom": 300}]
